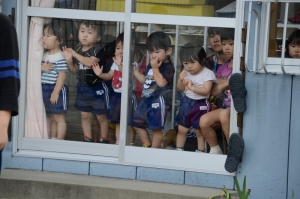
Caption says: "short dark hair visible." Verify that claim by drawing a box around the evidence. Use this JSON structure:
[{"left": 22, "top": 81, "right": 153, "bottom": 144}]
[
  {"left": 208, "top": 27, "right": 222, "bottom": 36},
  {"left": 146, "top": 31, "right": 171, "bottom": 52},
  {"left": 286, "top": 29, "right": 300, "bottom": 58},
  {"left": 116, "top": 32, "right": 124, "bottom": 45},
  {"left": 78, "top": 20, "right": 106, "bottom": 39},
  {"left": 179, "top": 42, "right": 206, "bottom": 65},
  {"left": 43, "top": 19, "right": 65, "bottom": 43},
  {"left": 221, "top": 28, "right": 235, "bottom": 41}
]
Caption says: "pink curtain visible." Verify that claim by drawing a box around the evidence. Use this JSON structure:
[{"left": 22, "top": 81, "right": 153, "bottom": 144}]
[{"left": 25, "top": 0, "right": 55, "bottom": 138}]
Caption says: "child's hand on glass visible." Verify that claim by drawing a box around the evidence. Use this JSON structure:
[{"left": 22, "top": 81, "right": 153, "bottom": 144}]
[
  {"left": 150, "top": 57, "right": 162, "bottom": 68},
  {"left": 50, "top": 92, "right": 59, "bottom": 105},
  {"left": 92, "top": 62, "right": 103, "bottom": 77},
  {"left": 113, "top": 53, "right": 123, "bottom": 66},
  {"left": 62, "top": 46, "right": 73, "bottom": 61},
  {"left": 41, "top": 60, "right": 54, "bottom": 72},
  {"left": 132, "top": 62, "right": 138, "bottom": 72}
]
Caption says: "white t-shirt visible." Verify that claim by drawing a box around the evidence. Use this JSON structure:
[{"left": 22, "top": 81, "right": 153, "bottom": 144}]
[{"left": 183, "top": 67, "right": 216, "bottom": 100}]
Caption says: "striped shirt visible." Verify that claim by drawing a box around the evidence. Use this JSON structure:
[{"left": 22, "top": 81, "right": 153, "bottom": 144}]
[
  {"left": 41, "top": 51, "right": 68, "bottom": 84},
  {"left": 0, "top": 13, "right": 20, "bottom": 116}
]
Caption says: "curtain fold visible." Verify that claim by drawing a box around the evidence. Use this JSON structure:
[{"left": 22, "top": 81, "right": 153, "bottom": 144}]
[{"left": 25, "top": 0, "right": 55, "bottom": 138}]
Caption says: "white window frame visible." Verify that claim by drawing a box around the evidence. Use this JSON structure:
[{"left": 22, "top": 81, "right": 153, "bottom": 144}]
[
  {"left": 14, "top": 0, "right": 244, "bottom": 175},
  {"left": 241, "top": 0, "right": 300, "bottom": 75}
]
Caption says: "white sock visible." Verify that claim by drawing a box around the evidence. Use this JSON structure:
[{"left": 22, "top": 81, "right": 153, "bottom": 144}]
[{"left": 209, "top": 145, "right": 223, "bottom": 154}]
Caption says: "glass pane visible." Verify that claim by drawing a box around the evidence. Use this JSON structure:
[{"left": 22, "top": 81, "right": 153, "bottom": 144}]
[
  {"left": 128, "top": 23, "right": 235, "bottom": 155},
  {"left": 268, "top": 2, "right": 300, "bottom": 58},
  {"left": 29, "top": 0, "right": 125, "bottom": 12},
  {"left": 133, "top": 0, "right": 236, "bottom": 17},
  {"left": 25, "top": 17, "right": 122, "bottom": 144}
]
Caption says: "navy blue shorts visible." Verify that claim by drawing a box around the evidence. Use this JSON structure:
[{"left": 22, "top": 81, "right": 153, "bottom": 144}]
[
  {"left": 42, "top": 84, "right": 69, "bottom": 114},
  {"left": 176, "top": 96, "right": 210, "bottom": 129},
  {"left": 132, "top": 95, "right": 169, "bottom": 130},
  {"left": 109, "top": 91, "right": 138, "bottom": 124},
  {"left": 74, "top": 82, "right": 109, "bottom": 114}
]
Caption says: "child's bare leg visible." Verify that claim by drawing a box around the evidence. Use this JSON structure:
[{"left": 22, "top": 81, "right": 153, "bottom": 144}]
[
  {"left": 134, "top": 127, "right": 151, "bottom": 146},
  {"left": 176, "top": 125, "right": 189, "bottom": 148},
  {"left": 195, "top": 129, "right": 205, "bottom": 151},
  {"left": 96, "top": 114, "right": 109, "bottom": 139},
  {"left": 199, "top": 109, "right": 222, "bottom": 147},
  {"left": 129, "top": 127, "right": 136, "bottom": 145},
  {"left": 151, "top": 129, "right": 163, "bottom": 148},
  {"left": 49, "top": 115, "right": 57, "bottom": 138},
  {"left": 81, "top": 111, "right": 92, "bottom": 138},
  {"left": 53, "top": 113, "right": 67, "bottom": 140},
  {"left": 219, "top": 108, "right": 231, "bottom": 143}
]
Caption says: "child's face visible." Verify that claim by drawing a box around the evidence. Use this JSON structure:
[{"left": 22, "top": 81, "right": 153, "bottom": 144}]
[
  {"left": 182, "top": 59, "right": 203, "bottom": 75},
  {"left": 43, "top": 27, "right": 59, "bottom": 50},
  {"left": 209, "top": 33, "right": 222, "bottom": 53},
  {"left": 115, "top": 41, "right": 123, "bottom": 57},
  {"left": 78, "top": 23, "right": 99, "bottom": 48},
  {"left": 222, "top": 39, "right": 234, "bottom": 59},
  {"left": 148, "top": 47, "right": 171, "bottom": 63},
  {"left": 288, "top": 43, "right": 300, "bottom": 58}
]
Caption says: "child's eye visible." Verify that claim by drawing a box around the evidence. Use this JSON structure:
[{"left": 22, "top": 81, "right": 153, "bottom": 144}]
[{"left": 88, "top": 31, "right": 93, "bottom": 34}]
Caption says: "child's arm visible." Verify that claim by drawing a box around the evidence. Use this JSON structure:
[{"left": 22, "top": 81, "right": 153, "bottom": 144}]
[
  {"left": 186, "top": 80, "right": 214, "bottom": 96},
  {"left": 92, "top": 62, "right": 113, "bottom": 80},
  {"left": 210, "top": 78, "right": 229, "bottom": 96},
  {"left": 133, "top": 62, "right": 145, "bottom": 84},
  {"left": 151, "top": 58, "right": 168, "bottom": 87},
  {"left": 62, "top": 47, "right": 78, "bottom": 75},
  {"left": 177, "top": 70, "right": 187, "bottom": 92},
  {"left": 50, "top": 72, "right": 67, "bottom": 104},
  {"left": 70, "top": 48, "right": 100, "bottom": 68}
]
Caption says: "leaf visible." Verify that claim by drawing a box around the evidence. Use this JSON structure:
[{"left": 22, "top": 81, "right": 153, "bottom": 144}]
[
  {"left": 208, "top": 193, "right": 222, "bottom": 199},
  {"left": 235, "top": 177, "right": 242, "bottom": 199},
  {"left": 243, "top": 176, "right": 247, "bottom": 198}
]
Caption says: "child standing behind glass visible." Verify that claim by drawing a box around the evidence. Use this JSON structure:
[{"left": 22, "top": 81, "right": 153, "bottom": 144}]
[
  {"left": 62, "top": 20, "right": 110, "bottom": 143},
  {"left": 132, "top": 31, "right": 175, "bottom": 148},
  {"left": 41, "top": 20, "right": 69, "bottom": 140},
  {"left": 286, "top": 29, "right": 300, "bottom": 58},
  {"left": 92, "top": 32, "right": 138, "bottom": 145},
  {"left": 176, "top": 42, "right": 216, "bottom": 152}
]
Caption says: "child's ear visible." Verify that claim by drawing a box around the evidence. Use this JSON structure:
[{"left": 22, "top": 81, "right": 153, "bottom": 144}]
[
  {"left": 166, "top": 47, "right": 172, "bottom": 56},
  {"left": 97, "top": 36, "right": 101, "bottom": 42},
  {"left": 57, "top": 39, "right": 63, "bottom": 45}
]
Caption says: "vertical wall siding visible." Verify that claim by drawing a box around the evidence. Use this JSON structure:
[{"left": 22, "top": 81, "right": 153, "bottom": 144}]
[{"left": 288, "top": 75, "right": 300, "bottom": 199}]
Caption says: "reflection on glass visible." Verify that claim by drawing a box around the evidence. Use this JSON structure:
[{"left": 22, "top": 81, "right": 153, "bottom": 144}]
[
  {"left": 128, "top": 24, "right": 234, "bottom": 153},
  {"left": 268, "top": 2, "right": 300, "bottom": 57},
  {"left": 134, "top": 0, "right": 236, "bottom": 17}
]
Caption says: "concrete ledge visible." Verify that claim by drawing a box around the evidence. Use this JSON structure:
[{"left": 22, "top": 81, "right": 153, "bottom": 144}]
[{"left": 0, "top": 169, "right": 236, "bottom": 199}]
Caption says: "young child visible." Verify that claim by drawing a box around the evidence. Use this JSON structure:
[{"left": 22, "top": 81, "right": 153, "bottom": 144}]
[
  {"left": 41, "top": 20, "right": 69, "bottom": 140},
  {"left": 206, "top": 27, "right": 228, "bottom": 72},
  {"left": 286, "top": 29, "right": 300, "bottom": 58},
  {"left": 62, "top": 20, "right": 110, "bottom": 143},
  {"left": 199, "top": 28, "right": 235, "bottom": 154},
  {"left": 92, "top": 32, "right": 138, "bottom": 145},
  {"left": 132, "top": 31, "right": 175, "bottom": 148},
  {"left": 176, "top": 42, "right": 216, "bottom": 152}
]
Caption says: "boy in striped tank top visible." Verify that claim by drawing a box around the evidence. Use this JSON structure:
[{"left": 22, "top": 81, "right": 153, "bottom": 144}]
[{"left": 41, "top": 20, "right": 69, "bottom": 140}]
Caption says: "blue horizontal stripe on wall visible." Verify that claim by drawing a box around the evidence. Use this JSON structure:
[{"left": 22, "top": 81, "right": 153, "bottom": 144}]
[{"left": 0, "top": 59, "right": 19, "bottom": 69}]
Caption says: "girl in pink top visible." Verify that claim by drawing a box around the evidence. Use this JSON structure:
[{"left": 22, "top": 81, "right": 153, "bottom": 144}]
[{"left": 199, "top": 28, "right": 234, "bottom": 155}]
